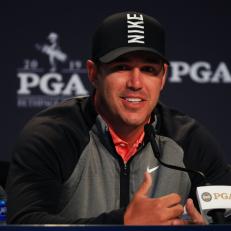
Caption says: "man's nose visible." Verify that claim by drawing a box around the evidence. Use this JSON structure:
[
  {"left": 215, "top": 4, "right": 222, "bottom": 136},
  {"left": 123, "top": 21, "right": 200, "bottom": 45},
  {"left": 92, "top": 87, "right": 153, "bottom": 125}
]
[{"left": 126, "top": 68, "right": 143, "bottom": 90}]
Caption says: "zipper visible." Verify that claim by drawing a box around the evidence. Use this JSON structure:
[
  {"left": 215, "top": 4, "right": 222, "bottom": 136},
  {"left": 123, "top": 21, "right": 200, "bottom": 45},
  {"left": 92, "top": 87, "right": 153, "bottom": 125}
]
[
  {"left": 120, "top": 161, "right": 129, "bottom": 208},
  {"left": 122, "top": 163, "right": 128, "bottom": 176},
  {"left": 119, "top": 150, "right": 144, "bottom": 208}
]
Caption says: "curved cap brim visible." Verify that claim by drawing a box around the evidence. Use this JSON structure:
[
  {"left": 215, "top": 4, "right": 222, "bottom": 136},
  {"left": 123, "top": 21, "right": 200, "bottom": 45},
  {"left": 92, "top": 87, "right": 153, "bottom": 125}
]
[{"left": 99, "top": 46, "right": 169, "bottom": 64}]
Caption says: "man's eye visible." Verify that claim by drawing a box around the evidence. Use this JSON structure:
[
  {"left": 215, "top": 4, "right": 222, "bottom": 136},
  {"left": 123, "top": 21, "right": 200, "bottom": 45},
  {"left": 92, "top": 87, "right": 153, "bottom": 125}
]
[
  {"left": 112, "top": 64, "right": 129, "bottom": 71},
  {"left": 141, "top": 66, "right": 162, "bottom": 75}
]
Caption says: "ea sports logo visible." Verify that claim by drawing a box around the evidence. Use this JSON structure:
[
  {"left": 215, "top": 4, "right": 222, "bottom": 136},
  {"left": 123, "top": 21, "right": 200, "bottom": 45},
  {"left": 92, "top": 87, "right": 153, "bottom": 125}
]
[{"left": 201, "top": 192, "right": 212, "bottom": 202}]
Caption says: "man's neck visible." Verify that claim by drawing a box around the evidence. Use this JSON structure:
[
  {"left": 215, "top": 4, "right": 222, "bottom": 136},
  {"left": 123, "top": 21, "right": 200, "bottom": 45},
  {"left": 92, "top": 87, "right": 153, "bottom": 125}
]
[{"left": 109, "top": 124, "right": 145, "bottom": 147}]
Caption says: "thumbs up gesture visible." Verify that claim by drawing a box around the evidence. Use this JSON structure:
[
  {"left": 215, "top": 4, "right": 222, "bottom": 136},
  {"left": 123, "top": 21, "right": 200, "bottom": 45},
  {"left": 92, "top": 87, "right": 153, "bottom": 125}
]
[{"left": 124, "top": 172, "right": 200, "bottom": 225}]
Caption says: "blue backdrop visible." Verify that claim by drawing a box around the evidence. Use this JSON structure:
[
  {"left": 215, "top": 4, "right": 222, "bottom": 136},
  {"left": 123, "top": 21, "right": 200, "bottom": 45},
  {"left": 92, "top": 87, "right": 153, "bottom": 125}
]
[{"left": 1, "top": 0, "right": 231, "bottom": 163}]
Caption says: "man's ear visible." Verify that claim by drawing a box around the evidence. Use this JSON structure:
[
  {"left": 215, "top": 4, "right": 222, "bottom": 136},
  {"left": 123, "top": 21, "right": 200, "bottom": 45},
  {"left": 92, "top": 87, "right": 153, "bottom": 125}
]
[
  {"left": 160, "top": 63, "right": 168, "bottom": 90},
  {"left": 86, "top": 60, "right": 98, "bottom": 88}
]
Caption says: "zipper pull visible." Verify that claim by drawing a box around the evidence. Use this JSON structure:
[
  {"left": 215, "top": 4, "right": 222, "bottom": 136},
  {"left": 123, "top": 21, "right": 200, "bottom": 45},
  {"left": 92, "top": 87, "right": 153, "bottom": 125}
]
[{"left": 123, "top": 163, "right": 128, "bottom": 176}]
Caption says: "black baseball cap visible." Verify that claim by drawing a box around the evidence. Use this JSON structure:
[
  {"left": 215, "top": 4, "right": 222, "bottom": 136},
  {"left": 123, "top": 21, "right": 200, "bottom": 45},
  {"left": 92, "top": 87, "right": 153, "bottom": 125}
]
[{"left": 91, "top": 11, "right": 169, "bottom": 64}]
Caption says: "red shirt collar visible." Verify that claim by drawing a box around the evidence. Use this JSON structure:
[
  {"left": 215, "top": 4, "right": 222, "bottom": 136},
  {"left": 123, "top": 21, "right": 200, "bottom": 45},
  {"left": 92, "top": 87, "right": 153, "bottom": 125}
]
[{"left": 108, "top": 126, "right": 145, "bottom": 163}]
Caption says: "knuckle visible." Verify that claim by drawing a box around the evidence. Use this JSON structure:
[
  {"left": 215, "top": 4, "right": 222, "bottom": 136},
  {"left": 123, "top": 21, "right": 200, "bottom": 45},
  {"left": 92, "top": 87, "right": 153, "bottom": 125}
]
[
  {"left": 176, "top": 204, "right": 184, "bottom": 214},
  {"left": 156, "top": 203, "right": 162, "bottom": 210},
  {"left": 171, "top": 193, "right": 181, "bottom": 201},
  {"left": 158, "top": 213, "right": 166, "bottom": 222},
  {"left": 154, "top": 199, "right": 163, "bottom": 210},
  {"left": 177, "top": 204, "right": 184, "bottom": 210}
]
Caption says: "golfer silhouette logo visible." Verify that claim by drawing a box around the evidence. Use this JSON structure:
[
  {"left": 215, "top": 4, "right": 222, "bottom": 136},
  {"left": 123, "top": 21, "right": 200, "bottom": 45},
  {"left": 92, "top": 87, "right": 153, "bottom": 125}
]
[{"left": 35, "top": 32, "right": 67, "bottom": 72}]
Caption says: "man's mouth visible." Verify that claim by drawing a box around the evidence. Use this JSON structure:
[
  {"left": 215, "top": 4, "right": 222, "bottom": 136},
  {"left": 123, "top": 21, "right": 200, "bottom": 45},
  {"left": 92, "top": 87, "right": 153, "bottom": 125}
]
[{"left": 122, "top": 97, "right": 144, "bottom": 103}]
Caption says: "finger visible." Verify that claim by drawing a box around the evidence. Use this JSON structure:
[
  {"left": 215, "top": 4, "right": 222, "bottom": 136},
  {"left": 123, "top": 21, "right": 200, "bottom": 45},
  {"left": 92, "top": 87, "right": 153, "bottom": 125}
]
[
  {"left": 165, "top": 204, "right": 184, "bottom": 220},
  {"left": 160, "top": 218, "right": 186, "bottom": 226},
  {"left": 171, "top": 219, "right": 187, "bottom": 225},
  {"left": 186, "top": 198, "right": 205, "bottom": 224},
  {"left": 159, "top": 193, "right": 182, "bottom": 207},
  {"left": 136, "top": 172, "right": 152, "bottom": 197}
]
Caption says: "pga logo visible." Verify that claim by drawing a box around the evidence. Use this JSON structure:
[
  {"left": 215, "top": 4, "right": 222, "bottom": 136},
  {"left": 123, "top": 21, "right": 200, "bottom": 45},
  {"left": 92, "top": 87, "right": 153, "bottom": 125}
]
[
  {"left": 17, "top": 73, "right": 88, "bottom": 96},
  {"left": 201, "top": 192, "right": 212, "bottom": 202},
  {"left": 169, "top": 61, "right": 231, "bottom": 83}
]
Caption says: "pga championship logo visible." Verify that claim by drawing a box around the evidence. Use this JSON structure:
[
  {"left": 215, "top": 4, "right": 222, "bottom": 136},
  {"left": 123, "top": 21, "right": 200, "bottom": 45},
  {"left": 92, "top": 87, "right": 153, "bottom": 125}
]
[
  {"left": 17, "top": 32, "right": 89, "bottom": 108},
  {"left": 201, "top": 192, "right": 212, "bottom": 202},
  {"left": 201, "top": 191, "right": 231, "bottom": 202},
  {"left": 169, "top": 61, "right": 231, "bottom": 83}
]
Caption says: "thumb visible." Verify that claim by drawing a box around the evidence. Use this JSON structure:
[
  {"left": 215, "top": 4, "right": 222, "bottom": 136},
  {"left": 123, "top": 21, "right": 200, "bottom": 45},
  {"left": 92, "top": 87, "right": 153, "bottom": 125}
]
[
  {"left": 136, "top": 172, "right": 152, "bottom": 197},
  {"left": 185, "top": 198, "right": 205, "bottom": 224}
]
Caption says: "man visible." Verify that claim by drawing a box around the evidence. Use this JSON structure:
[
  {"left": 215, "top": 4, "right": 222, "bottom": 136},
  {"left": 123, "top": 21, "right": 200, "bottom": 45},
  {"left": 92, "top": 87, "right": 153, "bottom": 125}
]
[{"left": 6, "top": 11, "right": 231, "bottom": 225}]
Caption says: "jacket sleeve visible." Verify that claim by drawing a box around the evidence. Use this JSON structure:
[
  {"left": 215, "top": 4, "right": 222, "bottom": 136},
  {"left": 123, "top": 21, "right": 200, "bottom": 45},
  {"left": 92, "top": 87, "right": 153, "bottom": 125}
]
[{"left": 6, "top": 120, "right": 124, "bottom": 224}]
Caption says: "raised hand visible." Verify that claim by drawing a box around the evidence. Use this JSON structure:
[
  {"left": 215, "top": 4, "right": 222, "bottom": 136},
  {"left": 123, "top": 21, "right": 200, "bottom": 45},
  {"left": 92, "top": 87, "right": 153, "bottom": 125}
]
[{"left": 124, "top": 172, "right": 185, "bottom": 225}]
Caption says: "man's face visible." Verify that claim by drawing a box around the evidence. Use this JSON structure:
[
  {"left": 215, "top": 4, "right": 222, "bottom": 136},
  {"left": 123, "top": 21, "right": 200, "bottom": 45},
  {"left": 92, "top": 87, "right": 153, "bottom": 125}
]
[{"left": 87, "top": 51, "right": 168, "bottom": 131}]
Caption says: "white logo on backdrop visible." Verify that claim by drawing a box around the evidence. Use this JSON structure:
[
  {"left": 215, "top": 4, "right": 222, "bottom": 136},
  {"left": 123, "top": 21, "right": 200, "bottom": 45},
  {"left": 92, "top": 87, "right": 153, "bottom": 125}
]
[
  {"left": 17, "top": 32, "right": 89, "bottom": 108},
  {"left": 35, "top": 32, "right": 67, "bottom": 72},
  {"left": 169, "top": 61, "right": 231, "bottom": 83}
]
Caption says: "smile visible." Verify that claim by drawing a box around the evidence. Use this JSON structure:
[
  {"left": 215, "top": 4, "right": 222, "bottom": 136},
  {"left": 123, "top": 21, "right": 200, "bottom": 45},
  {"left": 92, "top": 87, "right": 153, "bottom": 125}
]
[{"left": 123, "top": 97, "right": 143, "bottom": 103}]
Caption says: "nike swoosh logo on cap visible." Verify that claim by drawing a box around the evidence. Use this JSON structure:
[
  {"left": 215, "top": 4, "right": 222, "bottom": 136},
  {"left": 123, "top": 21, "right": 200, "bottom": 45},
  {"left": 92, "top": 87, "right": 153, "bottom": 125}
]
[{"left": 146, "top": 165, "right": 159, "bottom": 173}]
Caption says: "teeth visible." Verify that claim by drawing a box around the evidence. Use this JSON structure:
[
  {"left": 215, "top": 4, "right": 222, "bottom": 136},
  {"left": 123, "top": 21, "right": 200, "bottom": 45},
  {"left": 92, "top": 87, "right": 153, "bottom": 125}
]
[{"left": 125, "top": 98, "right": 142, "bottom": 102}]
